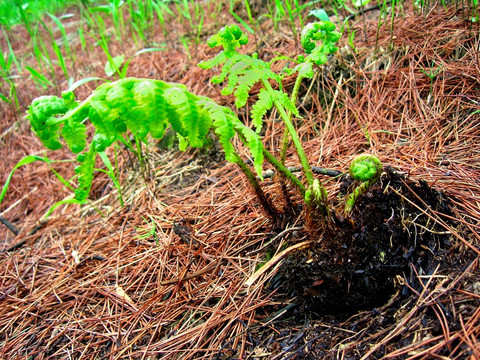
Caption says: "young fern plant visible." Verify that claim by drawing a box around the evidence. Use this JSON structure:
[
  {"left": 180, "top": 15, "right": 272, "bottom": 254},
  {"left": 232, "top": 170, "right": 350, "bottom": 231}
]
[
  {"left": 12, "top": 21, "right": 379, "bottom": 225},
  {"left": 24, "top": 77, "right": 275, "bottom": 216},
  {"left": 198, "top": 22, "right": 341, "bottom": 215}
]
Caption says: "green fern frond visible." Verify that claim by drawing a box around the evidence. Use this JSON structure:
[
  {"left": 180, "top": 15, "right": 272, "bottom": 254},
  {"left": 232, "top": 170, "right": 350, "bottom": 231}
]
[
  {"left": 88, "top": 101, "right": 120, "bottom": 152},
  {"left": 234, "top": 70, "right": 265, "bottom": 108},
  {"left": 296, "top": 61, "right": 314, "bottom": 79},
  {"left": 221, "top": 56, "right": 252, "bottom": 94},
  {"left": 221, "top": 72, "right": 239, "bottom": 96},
  {"left": 273, "top": 90, "right": 300, "bottom": 117},
  {"left": 251, "top": 89, "right": 273, "bottom": 132},
  {"left": 201, "top": 24, "right": 249, "bottom": 55},
  {"left": 234, "top": 122, "right": 265, "bottom": 178},
  {"left": 301, "top": 21, "right": 341, "bottom": 62},
  {"left": 105, "top": 79, "right": 135, "bottom": 117},
  {"left": 61, "top": 120, "right": 87, "bottom": 154},
  {"left": 199, "top": 100, "right": 237, "bottom": 163},
  {"left": 165, "top": 88, "right": 211, "bottom": 148},
  {"left": 27, "top": 95, "right": 69, "bottom": 150},
  {"left": 212, "top": 54, "right": 245, "bottom": 85},
  {"left": 74, "top": 145, "right": 96, "bottom": 201},
  {"left": 128, "top": 80, "right": 168, "bottom": 140},
  {"left": 198, "top": 51, "right": 228, "bottom": 70}
]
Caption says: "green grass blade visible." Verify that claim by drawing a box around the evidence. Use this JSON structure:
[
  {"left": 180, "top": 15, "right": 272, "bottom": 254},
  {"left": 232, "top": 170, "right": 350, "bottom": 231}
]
[
  {"left": 52, "top": 41, "right": 69, "bottom": 80},
  {"left": 2, "top": 30, "right": 21, "bottom": 73},
  {"left": 67, "top": 77, "right": 107, "bottom": 92},
  {"left": 98, "top": 151, "right": 124, "bottom": 206},
  {"left": 0, "top": 92, "right": 11, "bottom": 103},
  {"left": 46, "top": 12, "right": 71, "bottom": 58},
  {"left": 0, "top": 155, "right": 48, "bottom": 206},
  {"left": 43, "top": 198, "right": 87, "bottom": 219},
  {"left": 230, "top": 11, "right": 255, "bottom": 34},
  {"left": 25, "top": 66, "right": 54, "bottom": 88}
]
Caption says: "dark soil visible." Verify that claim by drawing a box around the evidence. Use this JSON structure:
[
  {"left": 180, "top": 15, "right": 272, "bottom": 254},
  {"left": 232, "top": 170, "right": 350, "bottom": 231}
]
[{"left": 274, "top": 166, "right": 456, "bottom": 315}]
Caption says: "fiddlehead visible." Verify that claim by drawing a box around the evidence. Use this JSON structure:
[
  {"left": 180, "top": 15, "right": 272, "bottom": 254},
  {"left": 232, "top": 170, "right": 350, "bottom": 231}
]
[{"left": 345, "top": 154, "right": 383, "bottom": 214}]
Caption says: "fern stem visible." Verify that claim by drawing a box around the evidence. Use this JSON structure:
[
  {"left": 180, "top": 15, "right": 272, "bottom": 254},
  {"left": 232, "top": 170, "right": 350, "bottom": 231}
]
[
  {"left": 134, "top": 135, "right": 146, "bottom": 174},
  {"left": 234, "top": 153, "right": 279, "bottom": 220},
  {"left": 262, "top": 148, "right": 306, "bottom": 196},
  {"left": 235, "top": 129, "right": 306, "bottom": 195},
  {"left": 262, "top": 79, "right": 314, "bottom": 187},
  {"left": 280, "top": 72, "right": 306, "bottom": 165},
  {"left": 345, "top": 179, "right": 372, "bottom": 214}
]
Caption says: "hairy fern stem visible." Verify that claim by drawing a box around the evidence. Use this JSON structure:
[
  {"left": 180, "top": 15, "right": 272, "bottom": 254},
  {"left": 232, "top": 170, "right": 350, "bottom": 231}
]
[
  {"left": 261, "top": 149, "right": 306, "bottom": 196},
  {"left": 233, "top": 153, "right": 279, "bottom": 220}
]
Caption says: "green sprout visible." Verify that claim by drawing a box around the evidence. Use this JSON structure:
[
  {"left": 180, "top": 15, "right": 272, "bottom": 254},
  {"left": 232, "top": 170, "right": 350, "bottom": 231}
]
[{"left": 345, "top": 154, "right": 383, "bottom": 214}]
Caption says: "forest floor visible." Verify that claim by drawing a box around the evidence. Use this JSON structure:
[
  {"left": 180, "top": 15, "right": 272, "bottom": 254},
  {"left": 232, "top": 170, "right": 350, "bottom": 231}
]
[{"left": 1, "top": 2, "right": 480, "bottom": 359}]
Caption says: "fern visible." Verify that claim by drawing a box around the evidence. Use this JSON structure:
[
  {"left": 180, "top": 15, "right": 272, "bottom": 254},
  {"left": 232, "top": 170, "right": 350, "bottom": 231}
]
[
  {"left": 234, "top": 122, "right": 264, "bottom": 179},
  {"left": 251, "top": 90, "right": 273, "bottom": 132},
  {"left": 213, "top": 54, "right": 246, "bottom": 86},
  {"left": 197, "top": 51, "right": 227, "bottom": 70},
  {"left": 74, "top": 145, "right": 96, "bottom": 201},
  {"left": 25, "top": 78, "right": 266, "bottom": 204},
  {"left": 27, "top": 95, "right": 69, "bottom": 150},
  {"left": 273, "top": 90, "right": 299, "bottom": 118},
  {"left": 129, "top": 80, "right": 168, "bottom": 140},
  {"left": 165, "top": 88, "right": 211, "bottom": 148},
  {"left": 21, "top": 21, "right": 343, "bottom": 221},
  {"left": 198, "top": 100, "right": 237, "bottom": 163},
  {"left": 61, "top": 120, "right": 87, "bottom": 154},
  {"left": 300, "top": 21, "right": 341, "bottom": 62},
  {"left": 200, "top": 22, "right": 341, "bottom": 215}
]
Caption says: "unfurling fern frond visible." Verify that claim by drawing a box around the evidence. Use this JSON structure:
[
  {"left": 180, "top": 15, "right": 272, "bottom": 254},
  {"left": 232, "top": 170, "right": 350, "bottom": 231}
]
[
  {"left": 27, "top": 95, "right": 69, "bottom": 150},
  {"left": 74, "top": 146, "right": 96, "bottom": 201},
  {"left": 61, "top": 120, "right": 87, "bottom": 154},
  {"left": 300, "top": 21, "right": 341, "bottom": 63}
]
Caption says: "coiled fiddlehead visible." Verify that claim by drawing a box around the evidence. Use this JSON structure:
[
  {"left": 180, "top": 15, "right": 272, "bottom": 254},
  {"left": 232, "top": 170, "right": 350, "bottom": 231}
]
[
  {"left": 345, "top": 154, "right": 383, "bottom": 214},
  {"left": 300, "top": 21, "right": 341, "bottom": 64}
]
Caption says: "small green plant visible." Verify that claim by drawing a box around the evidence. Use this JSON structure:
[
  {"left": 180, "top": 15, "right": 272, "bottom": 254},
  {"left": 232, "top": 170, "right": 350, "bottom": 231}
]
[
  {"left": 21, "top": 77, "right": 268, "bottom": 210},
  {"left": 90, "top": 0, "right": 125, "bottom": 41},
  {"left": 344, "top": 154, "right": 383, "bottom": 214},
  {"left": 0, "top": 31, "right": 21, "bottom": 108},
  {"left": 419, "top": 62, "right": 443, "bottom": 95},
  {"left": 198, "top": 22, "right": 341, "bottom": 216},
  {"left": 2, "top": 21, "right": 382, "bottom": 225}
]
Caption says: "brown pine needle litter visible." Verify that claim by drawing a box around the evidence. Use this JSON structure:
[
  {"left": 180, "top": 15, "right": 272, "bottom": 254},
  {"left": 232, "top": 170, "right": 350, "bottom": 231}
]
[{"left": 1, "top": 3, "right": 480, "bottom": 359}]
